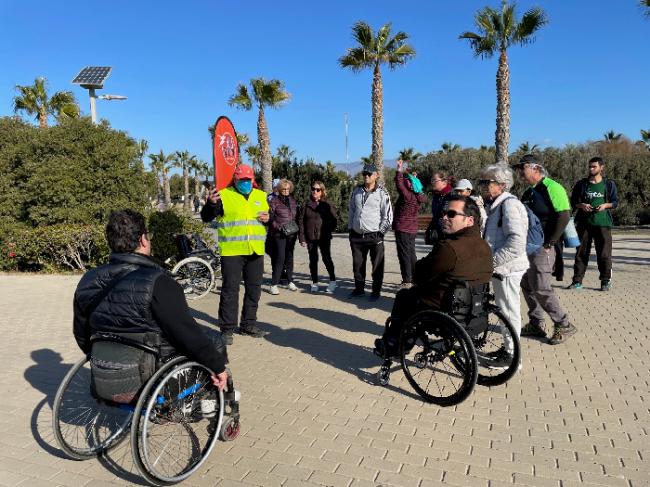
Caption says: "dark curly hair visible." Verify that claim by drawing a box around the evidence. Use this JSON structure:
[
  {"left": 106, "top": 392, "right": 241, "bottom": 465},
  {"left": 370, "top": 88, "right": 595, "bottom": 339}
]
[{"left": 106, "top": 209, "right": 147, "bottom": 253}]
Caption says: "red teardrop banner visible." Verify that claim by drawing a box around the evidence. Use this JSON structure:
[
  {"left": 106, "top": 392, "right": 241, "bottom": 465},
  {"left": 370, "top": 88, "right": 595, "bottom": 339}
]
[{"left": 212, "top": 116, "right": 239, "bottom": 190}]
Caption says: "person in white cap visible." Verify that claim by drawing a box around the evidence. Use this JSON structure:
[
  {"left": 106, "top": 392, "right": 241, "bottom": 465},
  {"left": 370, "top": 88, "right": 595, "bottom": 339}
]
[{"left": 454, "top": 179, "right": 487, "bottom": 233}]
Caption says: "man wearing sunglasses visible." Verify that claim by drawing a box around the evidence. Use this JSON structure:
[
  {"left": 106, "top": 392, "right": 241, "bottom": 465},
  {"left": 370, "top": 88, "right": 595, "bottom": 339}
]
[
  {"left": 375, "top": 195, "right": 493, "bottom": 357},
  {"left": 348, "top": 163, "right": 393, "bottom": 300}
]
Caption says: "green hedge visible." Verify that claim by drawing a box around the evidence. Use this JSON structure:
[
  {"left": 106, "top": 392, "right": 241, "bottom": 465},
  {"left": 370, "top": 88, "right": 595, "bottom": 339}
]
[{"left": 0, "top": 210, "right": 211, "bottom": 272}]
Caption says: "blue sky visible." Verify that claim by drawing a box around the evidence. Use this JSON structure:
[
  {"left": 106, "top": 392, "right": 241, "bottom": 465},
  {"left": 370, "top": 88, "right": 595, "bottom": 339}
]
[{"left": 1, "top": 0, "right": 648, "bottom": 168}]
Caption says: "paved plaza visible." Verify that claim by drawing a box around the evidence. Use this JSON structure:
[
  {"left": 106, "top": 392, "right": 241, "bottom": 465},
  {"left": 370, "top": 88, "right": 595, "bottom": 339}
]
[{"left": 1, "top": 231, "right": 649, "bottom": 487}]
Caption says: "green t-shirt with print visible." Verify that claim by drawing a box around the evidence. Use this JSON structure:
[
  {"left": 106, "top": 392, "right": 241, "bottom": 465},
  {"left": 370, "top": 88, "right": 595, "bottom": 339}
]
[{"left": 585, "top": 180, "right": 612, "bottom": 227}]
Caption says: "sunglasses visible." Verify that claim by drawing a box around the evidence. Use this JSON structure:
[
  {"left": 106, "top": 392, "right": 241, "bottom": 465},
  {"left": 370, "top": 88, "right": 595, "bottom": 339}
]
[
  {"left": 311, "top": 187, "right": 322, "bottom": 192},
  {"left": 431, "top": 178, "right": 444, "bottom": 183},
  {"left": 478, "top": 179, "right": 496, "bottom": 186},
  {"left": 441, "top": 209, "right": 467, "bottom": 219}
]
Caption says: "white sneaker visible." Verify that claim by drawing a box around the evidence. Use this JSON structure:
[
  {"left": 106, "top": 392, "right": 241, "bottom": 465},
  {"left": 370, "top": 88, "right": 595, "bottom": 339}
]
[
  {"left": 269, "top": 285, "right": 280, "bottom": 295},
  {"left": 287, "top": 282, "right": 298, "bottom": 292},
  {"left": 310, "top": 284, "right": 319, "bottom": 292},
  {"left": 326, "top": 280, "right": 337, "bottom": 294}
]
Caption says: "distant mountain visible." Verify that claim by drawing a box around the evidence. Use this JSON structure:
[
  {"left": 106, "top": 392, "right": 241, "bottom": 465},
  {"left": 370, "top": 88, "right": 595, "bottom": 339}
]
[{"left": 333, "top": 159, "right": 397, "bottom": 174}]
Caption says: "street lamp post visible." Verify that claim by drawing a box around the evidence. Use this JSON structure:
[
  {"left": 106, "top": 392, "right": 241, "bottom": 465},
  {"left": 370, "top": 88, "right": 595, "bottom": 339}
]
[{"left": 72, "top": 67, "right": 126, "bottom": 123}]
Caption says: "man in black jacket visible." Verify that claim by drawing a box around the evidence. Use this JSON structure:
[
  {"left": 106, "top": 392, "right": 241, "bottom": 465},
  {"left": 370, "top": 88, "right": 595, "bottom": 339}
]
[
  {"left": 568, "top": 157, "right": 619, "bottom": 292},
  {"left": 73, "top": 210, "right": 229, "bottom": 402}
]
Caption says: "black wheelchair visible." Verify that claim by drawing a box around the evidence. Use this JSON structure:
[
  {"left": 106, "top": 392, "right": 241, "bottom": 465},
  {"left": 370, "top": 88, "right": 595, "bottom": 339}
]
[
  {"left": 168, "top": 233, "right": 221, "bottom": 300},
  {"left": 375, "top": 277, "right": 521, "bottom": 406},
  {"left": 52, "top": 333, "right": 240, "bottom": 486}
]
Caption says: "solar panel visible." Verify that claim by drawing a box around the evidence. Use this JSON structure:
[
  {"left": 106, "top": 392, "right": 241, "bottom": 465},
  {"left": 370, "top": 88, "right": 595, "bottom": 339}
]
[{"left": 72, "top": 66, "right": 112, "bottom": 88}]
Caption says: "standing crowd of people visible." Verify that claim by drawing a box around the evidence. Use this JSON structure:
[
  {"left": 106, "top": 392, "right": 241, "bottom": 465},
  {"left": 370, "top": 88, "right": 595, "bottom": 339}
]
[{"left": 71, "top": 155, "right": 618, "bottom": 399}]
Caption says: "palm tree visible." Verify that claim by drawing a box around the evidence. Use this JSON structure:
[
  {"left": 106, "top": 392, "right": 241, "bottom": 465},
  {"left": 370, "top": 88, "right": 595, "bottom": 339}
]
[
  {"left": 245, "top": 145, "right": 262, "bottom": 171},
  {"left": 149, "top": 150, "right": 173, "bottom": 208},
  {"left": 228, "top": 78, "right": 291, "bottom": 193},
  {"left": 190, "top": 159, "right": 209, "bottom": 206},
  {"left": 13, "top": 77, "right": 80, "bottom": 128},
  {"left": 173, "top": 151, "right": 197, "bottom": 212},
  {"left": 440, "top": 142, "right": 461, "bottom": 154},
  {"left": 136, "top": 139, "right": 149, "bottom": 169},
  {"left": 603, "top": 130, "right": 623, "bottom": 143},
  {"left": 460, "top": 2, "right": 548, "bottom": 164},
  {"left": 275, "top": 145, "right": 295, "bottom": 162},
  {"left": 641, "top": 129, "right": 650, "bottom": 149},
  {"left": 339, "top": 21, "right": 416, "bottom": 178},
  {"left": 398, "top": 147, "right": 423, "bottom": 163},
  {"left": 518, "top": 141, "right": 539, "bottom": 153}
]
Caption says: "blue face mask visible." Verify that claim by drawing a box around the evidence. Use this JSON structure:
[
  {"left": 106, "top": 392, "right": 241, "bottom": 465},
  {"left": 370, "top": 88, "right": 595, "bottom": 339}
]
[{"left": 235, "top": 180, "right": 252, "bottom": 195}]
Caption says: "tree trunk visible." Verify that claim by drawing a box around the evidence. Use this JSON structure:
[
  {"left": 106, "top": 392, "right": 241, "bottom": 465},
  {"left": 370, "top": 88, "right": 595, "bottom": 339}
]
[
  {"left": 163, "top": 169, "right": 171, "bottom": 208},
  {"left": 495, "top": 49, "right": 511, "bottom": 164},
  {"left": 257, "top": 106, "right": 273, "bottom": 193},
  {"left": 183, "top": 165, "right": 190, "bottom": 211},
  {"left": 194, "top": 173, "right": 201, "bottom": 205},
  {"left": 371, "top": 63, "right": 384, "bottom": 179},
  {"left": 39, "top": 109, "right": 48, "bottom": 129}
]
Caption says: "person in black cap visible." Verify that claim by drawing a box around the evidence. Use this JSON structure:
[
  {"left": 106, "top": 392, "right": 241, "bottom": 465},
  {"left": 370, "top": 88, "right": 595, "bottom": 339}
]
[
  {"left": 512, "top": 154, "right": 577, "bottom": 345},
  {"left": 347, "top": 163, "right": 393, "bottom": 301}
]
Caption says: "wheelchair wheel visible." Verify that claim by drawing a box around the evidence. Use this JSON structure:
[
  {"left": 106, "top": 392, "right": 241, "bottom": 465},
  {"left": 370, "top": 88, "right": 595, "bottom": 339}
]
[
  {"left": 171, "top": 257, "right": 215, "bottom": 300},
  {"left": 400, "top": 311, "right": 478, "bottom": 406},
  {"left": 473, "top": 306, "right": 521, "bottom": 387},
  {"left": 131, "top": 357, "right": 223, "bottom": 486},
  {"left": 52, "top": 356, "right": 133, "bottom": 460}
]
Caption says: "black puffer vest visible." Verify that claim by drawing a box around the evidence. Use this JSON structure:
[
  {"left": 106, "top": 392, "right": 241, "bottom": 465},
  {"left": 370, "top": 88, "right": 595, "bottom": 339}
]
[{"left": 75, "top": 253, "right": 170, "bottom": 350}]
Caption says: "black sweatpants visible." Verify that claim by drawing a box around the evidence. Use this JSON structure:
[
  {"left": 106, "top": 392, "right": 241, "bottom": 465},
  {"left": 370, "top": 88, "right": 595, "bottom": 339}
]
[
  {"left": 219, "top": 254, "right": 264, "bottom": 331},
  {"left": 270, "top": 234, "right": 297, "bottom": 285},
  {"left": 572, "top": 222, "right": 613, "bottom": 283},
  {"left": 307, "top": 239, "right": 336, "bottom": 283},
  {"left": 349, "top": 231, "right": 385, "bottom": 294},
  {"left": 395, "top": 230, "right": 417, "bottom": 284}
]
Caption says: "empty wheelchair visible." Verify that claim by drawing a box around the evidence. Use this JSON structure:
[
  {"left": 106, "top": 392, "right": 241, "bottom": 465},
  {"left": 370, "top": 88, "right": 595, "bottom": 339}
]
[
  {"left": 169, "top": 233, "right": 221, "bottom": 300},
  {"left": 52, "top": 333, "right": 240, "bottom": 486},
  {"left": 376, "top": 278, "right": 520, "bottom": 406}
]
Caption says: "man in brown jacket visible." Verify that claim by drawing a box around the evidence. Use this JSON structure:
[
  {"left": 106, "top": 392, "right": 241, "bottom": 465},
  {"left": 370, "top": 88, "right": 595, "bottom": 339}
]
[{"left": 375, "top": 195, "right": 493, "bottom": 356}]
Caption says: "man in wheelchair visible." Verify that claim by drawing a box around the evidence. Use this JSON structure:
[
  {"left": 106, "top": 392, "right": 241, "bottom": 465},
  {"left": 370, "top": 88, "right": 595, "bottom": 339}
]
[
  {"left": 72, "top": 209, "right": 229, "bottom": 406},
  {"left": 375, "top": 195, "right": 493, "bottom": 357}
]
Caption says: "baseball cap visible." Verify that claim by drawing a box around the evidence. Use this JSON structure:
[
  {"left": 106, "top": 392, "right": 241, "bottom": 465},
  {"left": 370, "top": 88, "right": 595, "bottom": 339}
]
[
  {"left": 362, "top": 163, "right": 378, "bottom": 174},
  {"left": 454, "top": 179, "right": 473, "bottom": 191},
  {"left": 233, "top": 164, "right": 254, "bottom": 180}
]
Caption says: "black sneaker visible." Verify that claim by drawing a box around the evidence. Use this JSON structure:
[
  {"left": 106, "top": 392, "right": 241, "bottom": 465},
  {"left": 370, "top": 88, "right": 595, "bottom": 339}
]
[
  {"left": 239, "top": 323, "right": 266, "bottom": 337},
  {"left": 548, "top": 323, "right": 577, "bottom": 345},
  {"left": 567, "top": 282, "right": 583, "bottom": 290},
  {"left": 477, "top": 349, "right": 512, "bottom": 369},
  {"left": 221, "top": 330, "right": 234, "bottom": 345},
  {"left": 600, "top": 280, "right": 611, "bottom": 292},
  {"left": 521, "top": 322, "right": 547, "bottom": 338},
  {"left": 348, "top": 289, "right": 365, "bottom": 298},
  {"left": 369, "top": 292, "right": 381, "bottom": 302}
]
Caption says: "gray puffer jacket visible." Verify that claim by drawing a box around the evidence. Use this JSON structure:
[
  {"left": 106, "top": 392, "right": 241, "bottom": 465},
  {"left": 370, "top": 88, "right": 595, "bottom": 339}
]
[
  {"left": 348, "top": 184, "right": 393, "bottom": 235},
  {"left": 484, "top": 192, "right": 529, "bottom": 275}
]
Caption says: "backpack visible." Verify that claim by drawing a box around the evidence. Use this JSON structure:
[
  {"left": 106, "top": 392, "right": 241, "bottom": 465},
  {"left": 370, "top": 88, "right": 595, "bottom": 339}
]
[{"left": 498, "top": 196, "right": 544, "bottom": 256}]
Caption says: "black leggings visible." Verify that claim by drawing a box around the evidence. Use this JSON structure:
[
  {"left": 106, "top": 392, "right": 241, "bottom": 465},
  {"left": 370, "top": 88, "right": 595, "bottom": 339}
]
[
  {"left": 307, "top": 239, "right": 336, "bottom": 283},
  {"left": 271, "top": 234, "right": 297, "bottom": 285}
]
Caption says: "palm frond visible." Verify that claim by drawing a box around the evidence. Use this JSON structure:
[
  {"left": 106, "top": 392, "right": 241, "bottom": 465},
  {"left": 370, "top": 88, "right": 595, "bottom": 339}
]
[
  {"left": 376, "top": 23, "right": 392, "bottom": 51},
  {"left": 351, "top": 21, "right": 374, "bottom": 50},
  {"left": 339, "top": 47, "right": 374, "bottom": 70},
  {"left": 512, "top": 7, "right": 549, "bottom": 45},
  {"left": 228, "top": 84, "right": 252, "bottom": 110}
]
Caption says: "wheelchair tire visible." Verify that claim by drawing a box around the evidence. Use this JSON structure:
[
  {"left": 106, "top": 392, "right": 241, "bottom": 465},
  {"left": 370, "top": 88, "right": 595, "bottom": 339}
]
[
  {"left": 52, "top": 356, "right": 133, "bottom": 460},
  {"left": 171, "top": 257, "right": 215, "bottom": 300},
  {"left": 399, "top": 311, "right": 478, "bottom": 406},
  {"left": 473, "top": 307, "right": 521, "bottom": 387},
  {"left": 130, "top": 357, "right": 224, "bottom": 486}
]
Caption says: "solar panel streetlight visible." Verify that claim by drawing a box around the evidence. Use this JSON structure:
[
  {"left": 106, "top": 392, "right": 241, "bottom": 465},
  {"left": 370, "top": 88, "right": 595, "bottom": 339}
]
[{"left": 72, "top": 66, "right": 125, "bottom": 123}]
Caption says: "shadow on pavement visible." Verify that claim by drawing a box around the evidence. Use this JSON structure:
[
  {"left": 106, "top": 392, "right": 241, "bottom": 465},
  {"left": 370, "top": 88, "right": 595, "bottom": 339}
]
[
  {"left": 268, "top": 301, "right": 383, "bottom": 334},
  {"left": 258, "top": 321, "right": 425, "bottom": 401}
]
